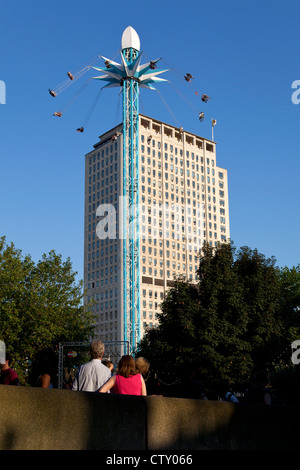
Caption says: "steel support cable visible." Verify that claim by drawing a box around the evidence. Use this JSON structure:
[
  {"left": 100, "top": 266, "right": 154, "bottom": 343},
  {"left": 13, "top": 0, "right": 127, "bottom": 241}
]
[
  {"left": 161, "top": 58, "right": 211, "bottom": 103},
  {"left": 52, "top": 55, "right": 102, "bottom": 95},
  {"left": 140, "top": 56, "right": 210, "bottom": 124},
  {"left": 59, "top": 79, "right": 91, "bottom": 113},
  {"left": 114, "top": 89, "right": 122, "bottom": 125},
  {"left": 168, "top": 80, "right": 199, "bottom": 113},
  {"left": 54, "top": 66, "right": 91, "bottom": 95},
  {"left": 139, "top": 93, "right": 146, "bottom": 115},
  {"left": 155, "top": 88, "right": 181, "bottom": 128},
  {"left": 168, "top": 79, "right": 214, "bottom": 126},
  {"left": 82, "top": 87, "right": 103, "bottom": 128}
]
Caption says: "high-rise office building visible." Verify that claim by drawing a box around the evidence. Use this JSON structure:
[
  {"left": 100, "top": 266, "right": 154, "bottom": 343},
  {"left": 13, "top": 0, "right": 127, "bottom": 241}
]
[{"left": 84, "top": 114, "right": 230, "bottom": 344}]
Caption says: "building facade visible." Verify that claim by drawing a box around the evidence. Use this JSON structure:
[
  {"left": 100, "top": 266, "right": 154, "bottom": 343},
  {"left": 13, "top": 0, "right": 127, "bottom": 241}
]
[{"left": 84, "top": 114, "right": 230, "bottom": 344}]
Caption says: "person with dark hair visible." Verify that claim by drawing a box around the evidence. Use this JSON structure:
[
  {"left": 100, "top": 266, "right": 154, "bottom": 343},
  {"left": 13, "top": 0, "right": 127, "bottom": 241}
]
[
  {"left": 72, "top": 340, "right": 111, "bottom": 392},
  {"left": 31, "top": 348, "right": 57, "bottom": 388},
  {"left": 0, "top": 352, "right": 19, "bottom": 385},
  {"left": 102, "top": 359, "right": 114, "bottom": 373},
  {"left": 99, "top": 355, "right": 147, "bottom": 396}
]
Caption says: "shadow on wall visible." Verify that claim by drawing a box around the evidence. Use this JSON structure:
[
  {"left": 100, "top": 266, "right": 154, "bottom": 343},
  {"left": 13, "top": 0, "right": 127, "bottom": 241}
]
[
  {"left": 84, "top": 393, "right": 147, "bottom": 450},
  {"left": 1, "top": 428, "right": 17, "bottom": 450},
  {"left": 0, "top": 386, "right": 300, "bottom": 450},
  {"left": 0, "top": 386, "right": 147, "bottom": 451},
  {"left": 144, "top": 397, "right": 300, "bottom": 450}
]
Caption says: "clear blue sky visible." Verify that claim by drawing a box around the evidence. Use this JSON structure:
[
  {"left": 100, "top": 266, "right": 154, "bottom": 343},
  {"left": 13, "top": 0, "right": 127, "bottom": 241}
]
[{"left": 1, "top": 0, "right": 299, "bottom": 282}]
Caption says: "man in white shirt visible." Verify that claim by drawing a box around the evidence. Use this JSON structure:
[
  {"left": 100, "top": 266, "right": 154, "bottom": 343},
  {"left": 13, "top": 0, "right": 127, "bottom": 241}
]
[{"left": 72, "top": 340, "right": 111, "bottom": 392}]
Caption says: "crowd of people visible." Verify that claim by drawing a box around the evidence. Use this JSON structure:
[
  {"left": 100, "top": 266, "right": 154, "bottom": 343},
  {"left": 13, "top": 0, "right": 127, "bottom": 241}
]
[
  {"left": 0, "top": 341, "right": 152, "bottom": 397},
  {"left": 0, "top": 341, "right": 274, "bottom": 405},
  {"left": 71, "top": 340, "right": 149, "bottom": 396}
]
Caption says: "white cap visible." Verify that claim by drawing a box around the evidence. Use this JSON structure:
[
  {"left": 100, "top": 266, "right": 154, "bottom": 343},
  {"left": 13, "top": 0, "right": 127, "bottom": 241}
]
[{"left": 121, "top": 26, "right": 140, "bottom": 52}]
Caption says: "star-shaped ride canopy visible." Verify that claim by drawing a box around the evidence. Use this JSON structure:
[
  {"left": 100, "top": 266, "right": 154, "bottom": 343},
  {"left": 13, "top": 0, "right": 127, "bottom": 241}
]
[{"left": 91, "top": 26, "right": 168, "bottom": 90}]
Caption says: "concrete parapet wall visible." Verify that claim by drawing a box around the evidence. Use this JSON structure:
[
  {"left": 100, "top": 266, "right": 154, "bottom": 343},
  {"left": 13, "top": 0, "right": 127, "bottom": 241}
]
[{"left": 0, "top": 385, "right": 299, "bottom": 450}]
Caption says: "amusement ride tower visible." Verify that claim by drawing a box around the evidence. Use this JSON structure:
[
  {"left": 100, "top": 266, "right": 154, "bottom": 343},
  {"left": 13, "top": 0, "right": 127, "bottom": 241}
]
[{"left": 92, "top": 26, "right": 168, "bottom": 351}]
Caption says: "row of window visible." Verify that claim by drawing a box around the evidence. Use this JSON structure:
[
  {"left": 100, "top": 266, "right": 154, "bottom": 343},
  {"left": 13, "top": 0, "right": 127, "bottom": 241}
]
[
  {"left": 87, "top": 266, "right": 118, "bottom": 279},
  {"left": 143, "top": 311, "right": 158, "bottom": 320},
  {"left": 142, "top": 300, "right": 161, "bottom": 310},
  {"left": 141, "top": 252, "right": 199, "bottom": 262},
  {"left": 88, "top": 289, "right": 118, "bottom": 302},
  {"left": 92, "top": 300, "right": 118, "bottom": 310},
  {"left": 97, "top": 332, "right": 118, "bottom": 342},
  {"left": 140, "top": 136, "right": 215, "bottom": 162},
  {"left": 143, "top": 321, "right": 158, "bottom": 329},
  {"left": 99, "top": 322, "right": 118, "bottom": 331},
  {"left": 86, "top": 276, "right": 118, "bottom": 290},
  {"left": 88, "top": 194, "right": 224, "bottom": 213},
  {"left": 96, "top": 310, "right": 118, "bottom": 320},
  {"left": 141, "top": 157, "right": 218, "bottom": 173},
  {"left": 88, "top": 159, "right": 118, "bottom": 176},
  {"left": 141, "top": 265, "right": 199, "bottom": 277},
  {"left": 142, "top": 290, "right": 164, "bottom": 299},
  {"left": 88, "top": 175, "right": 118, "bottom": 189},
  {"left": 141, "top": 175, "right": 224, "bottom": 190},
  {"left": 87, "top": 144, "right": 222, "bottom": 178},
  {"left": 87, "top": 171, "right": 225, "bottom": 195},
  {"left": 88, "top": 143, "right": 118, "bottom": 165}
]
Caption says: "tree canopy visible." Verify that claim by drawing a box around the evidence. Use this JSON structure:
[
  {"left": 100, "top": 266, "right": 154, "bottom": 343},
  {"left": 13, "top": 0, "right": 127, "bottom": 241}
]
[
  {"left": 0, "top": 236, "right": 95, "bottom": 384},
  {"left": 138, "top": 242, "right": 299, "bottom": 396}
]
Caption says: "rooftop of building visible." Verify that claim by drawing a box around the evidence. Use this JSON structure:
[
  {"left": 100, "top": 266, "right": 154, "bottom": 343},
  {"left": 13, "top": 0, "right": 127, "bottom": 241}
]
[{"left": 85, "top": 113, "right": 216, "bottom": 157}]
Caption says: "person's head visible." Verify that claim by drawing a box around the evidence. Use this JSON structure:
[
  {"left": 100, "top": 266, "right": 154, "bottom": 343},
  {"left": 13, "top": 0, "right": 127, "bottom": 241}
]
[
  {"left": 102, "top": 359, "right": 114, "bottom": 371},
  {"left": 117, "top": 355, "right": 137, "bottom": 378},
  {"left": 90, "top": 340, "right": 105, "bottom": 359},
  {"left": 0, "top": 352, "right": 11, "bottom": 370},
  {"left": 135, "top": 357, "right": 150, "bottom": 377}
]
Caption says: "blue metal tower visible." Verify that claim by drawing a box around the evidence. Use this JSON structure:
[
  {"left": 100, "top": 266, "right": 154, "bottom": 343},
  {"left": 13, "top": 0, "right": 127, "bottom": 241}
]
[{"left": 92, "top": 26, "right": 168, "bottom": 352}]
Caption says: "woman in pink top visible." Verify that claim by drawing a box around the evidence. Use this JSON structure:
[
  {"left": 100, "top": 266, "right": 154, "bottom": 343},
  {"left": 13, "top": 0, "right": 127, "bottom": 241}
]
[{"left": 99, "top": 355, "right": 147, "bottom": 396}]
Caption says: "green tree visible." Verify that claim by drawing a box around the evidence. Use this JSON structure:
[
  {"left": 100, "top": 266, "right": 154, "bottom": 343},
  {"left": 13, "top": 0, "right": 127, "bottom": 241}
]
[
  {"left": 279, "top": 264, "right": 300, "bottom": 342},
  {"left": 138, "top": 242, "right": 286, "bottom": 394},
  {"left": 195, "top": 243, "right": 253, "bottom": 391},
  {"left": 233, "top": 245, "right": 283, "bottom": 368},
  {"left": 268, "top": 264, "right": 300, "bottom": 405},
  {"left": 0, "top": 236, "right": 95, "bottom": 384},
  {"left": 138, "top": 280, "right": 200, "bottom": 386}
]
